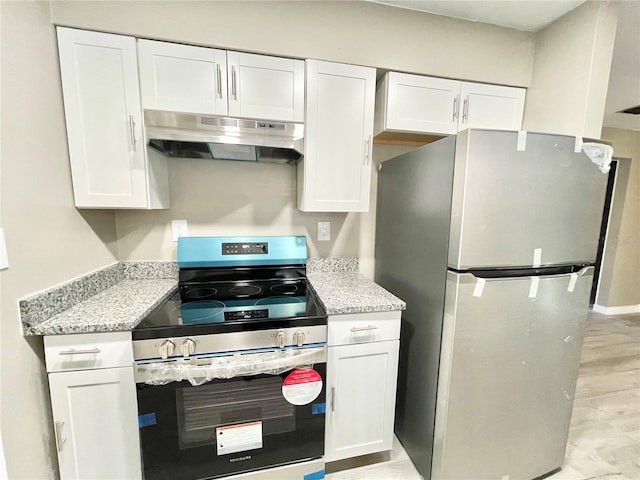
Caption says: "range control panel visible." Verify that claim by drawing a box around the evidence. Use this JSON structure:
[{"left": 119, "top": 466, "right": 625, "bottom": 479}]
[{"left": 222, "top": 242, "right": 268, "bottom": 255}]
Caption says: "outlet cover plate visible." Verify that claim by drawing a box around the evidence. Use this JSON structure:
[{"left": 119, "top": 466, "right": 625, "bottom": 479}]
[
  {"left": 171, "top": 220, "right": 188, "bottom": 242},
  {"left": 318, "top": 221, "right": 330, "bottom": 241}
]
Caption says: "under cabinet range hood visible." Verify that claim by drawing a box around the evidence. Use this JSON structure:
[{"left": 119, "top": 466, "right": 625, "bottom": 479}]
[{"left": 144, "top": 110, "right": 304, "bottom": 165}]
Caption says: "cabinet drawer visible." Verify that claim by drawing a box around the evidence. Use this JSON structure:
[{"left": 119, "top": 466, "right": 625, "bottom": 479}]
[
  {"left": 327, "top": 311, "right": 401, "bottom": 346},
  {"left": 44, "top": 331, "right": 133, "bottom": 373}
]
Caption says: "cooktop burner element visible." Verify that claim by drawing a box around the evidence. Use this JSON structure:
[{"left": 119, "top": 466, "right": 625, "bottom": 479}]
[{"left": 132, "top": 236, "right": 327, "bottom": 355}]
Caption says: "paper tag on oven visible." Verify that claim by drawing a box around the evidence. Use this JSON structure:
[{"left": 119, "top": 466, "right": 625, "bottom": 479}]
[
  {"left": 282, "top": 368, "right": 323, "bottom": 406},
  {"left": 216, "top": 421, "right": 263, "bottom": 456}
]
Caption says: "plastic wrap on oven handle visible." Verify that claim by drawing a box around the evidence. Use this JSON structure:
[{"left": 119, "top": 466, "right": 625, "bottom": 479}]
[{"left": 136, "top": 347, "right": 326, "bottom": 386}]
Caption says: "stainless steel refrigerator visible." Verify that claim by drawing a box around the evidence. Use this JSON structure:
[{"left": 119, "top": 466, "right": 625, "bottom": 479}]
[{"left": 374, "top": 129, "right": 608, "bottom": 480}]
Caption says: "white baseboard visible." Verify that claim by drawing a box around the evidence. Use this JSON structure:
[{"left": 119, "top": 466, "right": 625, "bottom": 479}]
[{"left": 592, "top": 304, "right": 640, "bottom": 315}]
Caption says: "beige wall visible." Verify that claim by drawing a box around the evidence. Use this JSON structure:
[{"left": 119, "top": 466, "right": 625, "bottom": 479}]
[
  {"left": 523, "top": 0, "right": 618, "bottom": 138},
  {"left": 597, "top": 128, "right": 640, "bottom": 309},
  {"left": 0, "top": 1, "right": 626, "bottom": 478},
  {"left": 50, "top": 0, "right": 534, "bottom": 87},
  {"left": 0, "top": 1, "right": 119, "bottom": 478},
  {"left": 48, "top": 0, "right": 536, "bottom": 280}
]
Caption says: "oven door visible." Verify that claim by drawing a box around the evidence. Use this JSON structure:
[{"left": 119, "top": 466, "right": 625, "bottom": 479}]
[{"left": 135, "top": 349, "right": 326, "bottom": 480}]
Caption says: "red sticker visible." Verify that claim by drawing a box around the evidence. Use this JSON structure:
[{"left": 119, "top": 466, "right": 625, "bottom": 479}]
[{"left": 282, "top": 368, "right": 323, "bottom": 405}]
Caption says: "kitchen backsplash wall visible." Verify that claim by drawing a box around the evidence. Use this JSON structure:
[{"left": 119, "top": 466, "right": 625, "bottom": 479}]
[{"left": 115, "top": 144, "right": 414, "bottom": 279}]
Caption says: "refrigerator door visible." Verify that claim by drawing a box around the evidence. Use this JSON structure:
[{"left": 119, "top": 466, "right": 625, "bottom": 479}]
[
  {"left": 448, "top": 130, "right": 608, "bottom": 269},
  {"left": 432, "top": 268, "right": 593, "bottom": 480}
]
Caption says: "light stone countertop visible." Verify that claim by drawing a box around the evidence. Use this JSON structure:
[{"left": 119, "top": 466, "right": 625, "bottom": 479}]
[
  {"left": 24, "top": 279, "right": 177, "bottom": 335},
  {"left": 307, "top": 272, "right": 406, "bottom": 315},
  {"left": 21, "top": 258, "right": 404, "bottom": 335}
]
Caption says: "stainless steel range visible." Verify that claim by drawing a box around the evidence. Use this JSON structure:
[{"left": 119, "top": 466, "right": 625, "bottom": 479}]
[{"left": 133, "top": 236, "right": 327, "bottom": 480}]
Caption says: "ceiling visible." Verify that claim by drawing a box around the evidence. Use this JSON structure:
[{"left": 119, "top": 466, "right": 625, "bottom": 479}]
[{"left": 371, "top": 0, "right": 640, "bottom": 131}]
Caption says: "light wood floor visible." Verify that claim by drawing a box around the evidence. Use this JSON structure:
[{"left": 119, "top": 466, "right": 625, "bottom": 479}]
[
  {"left": 549, "top": 312, "right": 640, "bottom": 480},
  {"left": 326, "top": 311, "right": 640, "bottom": 480}
]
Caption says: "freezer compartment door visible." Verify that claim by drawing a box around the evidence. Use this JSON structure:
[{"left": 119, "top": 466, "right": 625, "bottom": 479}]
[
  {"left": 448, "top": 130, "right": 608, "bottom": 269},
  {"left": 432, "top": 268, "right": 593, "bottom": 480}
]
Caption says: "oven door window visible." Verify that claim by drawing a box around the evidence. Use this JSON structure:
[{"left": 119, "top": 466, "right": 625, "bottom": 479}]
[{"left": 137, "top": 365, "right": 326, "bottom": 480}]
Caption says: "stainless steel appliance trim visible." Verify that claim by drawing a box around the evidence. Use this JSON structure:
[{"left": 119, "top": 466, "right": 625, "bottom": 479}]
[
  {"left": 144, "top": 110, "right": 304, "bottom": 154},
  {"left": 133, "top": 325, "right": 327, "bottom": 361}
]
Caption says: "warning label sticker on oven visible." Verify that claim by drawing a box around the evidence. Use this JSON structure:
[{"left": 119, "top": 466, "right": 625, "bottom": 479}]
[
  {"left": 216, "top": 421, "right": 263, "bottom": 456},
  {"left": 282, "top": 368, "right": 323, "bottom": 406}
]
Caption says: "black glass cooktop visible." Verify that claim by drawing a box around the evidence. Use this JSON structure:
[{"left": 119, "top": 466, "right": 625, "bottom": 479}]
[{"left": 133, "top": 289, "right": 326, "bottom": 340}]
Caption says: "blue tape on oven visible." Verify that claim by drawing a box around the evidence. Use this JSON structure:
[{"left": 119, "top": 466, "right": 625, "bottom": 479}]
[
  {"left": 138, "top": 413, "right": 157, "bottom": 428},
  {"left": 312, "top": 402, "right": 326, "bottom": 415},
  {"left": 304, "top": 469, "right": 325, "bottom": 480}
]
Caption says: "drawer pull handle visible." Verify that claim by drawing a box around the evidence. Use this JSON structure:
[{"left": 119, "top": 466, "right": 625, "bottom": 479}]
[
  {"left": 350, "top": 325, "right": 378, "bottom": 333},
  {"left": 58, "top": 348, "right": 101, "bottom": 356}
]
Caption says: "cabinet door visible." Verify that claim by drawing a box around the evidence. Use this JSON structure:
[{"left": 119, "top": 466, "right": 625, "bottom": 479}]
[
  {"left": 57, "top": 27, "right": 148, "bottom": 208},
  {"left": 227, "top": 52, "right": 304, "bottom": 122},
  {"left": 49, "top": 367, "right": 141, "bottom": 480},
  {"left": 325, "top": 340, "right": 399, "bottom": 461},
  {"left": 382, "top": 72, "right": 460, "bottom": 135},
  {"left": 137, "top": 39, "right": 228, "bottom": 115},
  {"left": 299, "top": 60, "right": 376, "bottom": 212},
  {"left": 458, "top": 82, "right": 526, "bottom": 132}
]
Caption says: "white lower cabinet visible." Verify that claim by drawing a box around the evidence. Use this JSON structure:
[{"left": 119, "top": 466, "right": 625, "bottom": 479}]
[
  {"left": 45, "top": 332, "right": 141, "bottom": 480},
  {"left": 325, "top": 311, "right": 401, "bottom": 462}
]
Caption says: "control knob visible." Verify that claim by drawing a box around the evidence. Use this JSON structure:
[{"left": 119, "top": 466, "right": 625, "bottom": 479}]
[
  {"left": 159, "top": 340, "right": 175, "bottom": 360},
  {"left": 276, "top": 330, "right": 286, "bottom": 349},
  {"left": 295, "top": 329, "right": 306, "bottom": 347},
  {"left": 181, "top": 338, "right": 196, "bottom": 358}
]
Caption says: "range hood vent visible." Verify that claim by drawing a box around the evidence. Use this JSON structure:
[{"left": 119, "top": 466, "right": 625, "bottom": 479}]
[
  {"left": 144, "top": 110, "right": 304, "bottom": 164},
  {"left": 618, "top": 105, "right": 640, "bottom": 115}
]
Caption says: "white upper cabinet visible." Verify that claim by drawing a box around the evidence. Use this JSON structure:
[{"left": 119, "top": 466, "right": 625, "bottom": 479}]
[
  {"left": 374, "top": 71, "right": 526, "bottom": 137},
  {"left": 57, "top": 27, "right": 168, "bottom": 209},
  {"left": 137, "top": 40, "right": 228, "bottom": 115},
  {"left": 298, "top": 60, "right": 376, "bottom": 212},
  {"left": 227, "top": 51, "right": 304, "bottom": 122},
  {"left": 375, "top": 73, "right": 460, "bottom": 135},
  {"left": 458, "top": 81, "right": 526, "bottom": 132},
  {"left": 138, "top": 41, "right": 304, "bottom": 122}
]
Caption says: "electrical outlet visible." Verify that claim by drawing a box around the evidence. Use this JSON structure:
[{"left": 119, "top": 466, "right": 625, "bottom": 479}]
[
  {"left": 318, "top": 221, "right": 330, "bottom": 241},
  {"left": 171, "top": 220, "right": 188, "bottom": 242}
]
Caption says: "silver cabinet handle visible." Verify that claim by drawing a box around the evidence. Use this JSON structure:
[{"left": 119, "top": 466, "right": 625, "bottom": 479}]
[
  {"left": 54, "top": 420, "right": 66, "bottom": 452},
  {"left": 330, "top": 387, "right": 335, "bottom": 412},
  {"left": 231, "top": 66, "right": 237, "bottom": 100},
  {"left": 462, "top": 96, "right": 469, "bottom": 123},
  {"left": 129, "top": 115, "right": 137, "bottom": 150},
  {"left": 216, "top": 63, "right": 222, "bottom": 99},
  {"left": 453, "top": 95, "right": 459, "bottom": 121},
  {"left": 350, "top": 325, "right": 378, "bottom": 332},
  {"left": 363, "top": 136, "right": 372, "bottom": 166},
  {"left": 58, "top": 348, "right": 101, "bottom": 356}
]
